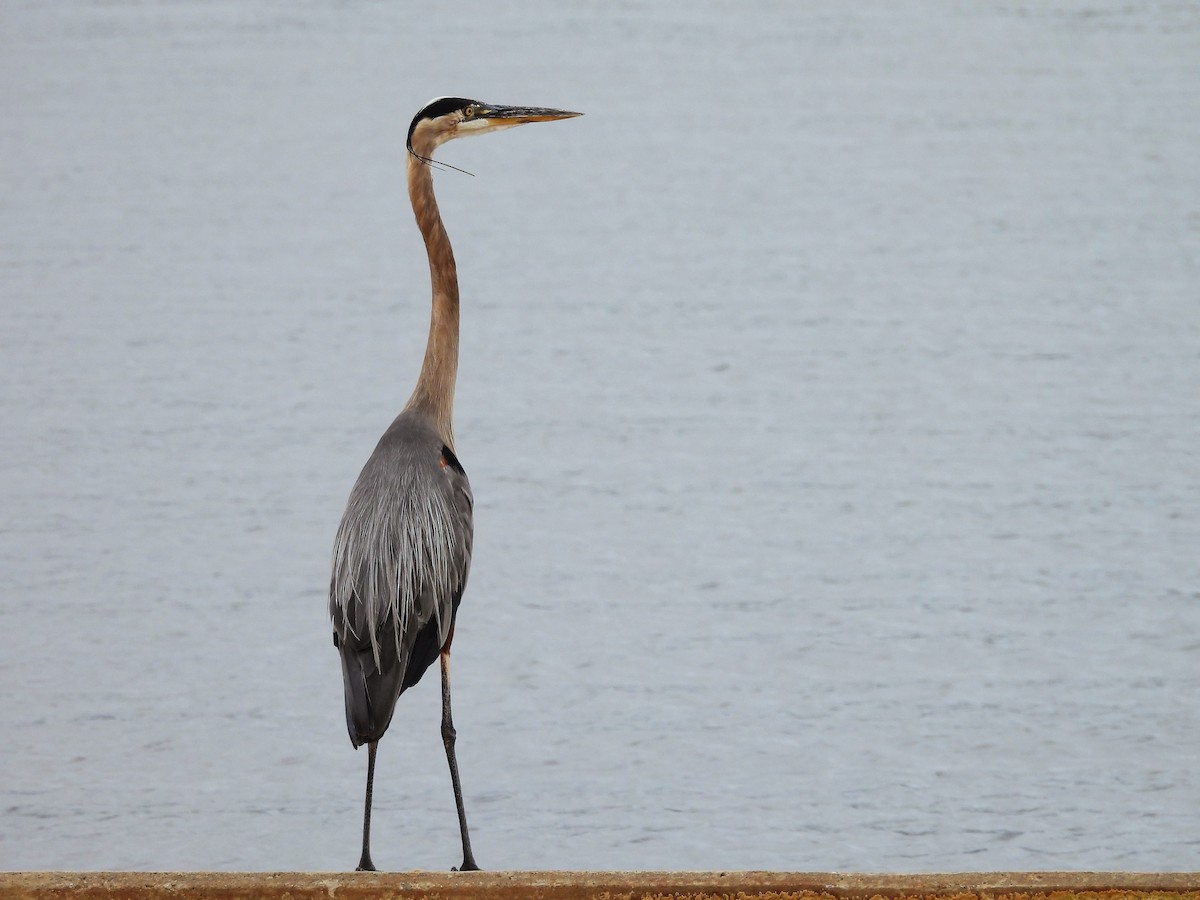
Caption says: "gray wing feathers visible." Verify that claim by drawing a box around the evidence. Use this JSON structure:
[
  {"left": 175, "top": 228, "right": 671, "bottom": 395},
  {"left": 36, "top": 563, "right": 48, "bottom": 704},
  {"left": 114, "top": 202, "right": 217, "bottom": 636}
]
[{"left": 329, "top": 422, "right": 473, "bottom": 684}]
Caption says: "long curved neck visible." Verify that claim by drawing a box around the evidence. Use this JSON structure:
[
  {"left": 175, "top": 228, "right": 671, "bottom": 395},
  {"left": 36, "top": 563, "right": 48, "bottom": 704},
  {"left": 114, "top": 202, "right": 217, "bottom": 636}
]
[{"left": 402, "top": 150, "right": 459, "bottom": 448}]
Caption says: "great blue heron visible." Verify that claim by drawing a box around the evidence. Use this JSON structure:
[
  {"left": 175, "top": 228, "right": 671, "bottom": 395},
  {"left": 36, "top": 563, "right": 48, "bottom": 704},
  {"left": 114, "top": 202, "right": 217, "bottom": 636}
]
[{"left": 328, "top": 97, "right": 581, "bottom": 872}]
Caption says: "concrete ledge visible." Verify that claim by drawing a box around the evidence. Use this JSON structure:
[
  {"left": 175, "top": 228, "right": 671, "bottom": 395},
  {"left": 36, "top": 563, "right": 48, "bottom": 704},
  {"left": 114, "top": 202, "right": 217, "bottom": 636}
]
[{"left": 1, "top": 872, "right": 1197, "bottom": 900}]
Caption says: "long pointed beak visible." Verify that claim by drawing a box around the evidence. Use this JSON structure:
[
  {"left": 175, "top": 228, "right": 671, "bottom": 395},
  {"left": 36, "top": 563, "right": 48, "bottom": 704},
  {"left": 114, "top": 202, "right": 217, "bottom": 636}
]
[{"left": 480, "top": 105, "right": 583, "bottom": 125}]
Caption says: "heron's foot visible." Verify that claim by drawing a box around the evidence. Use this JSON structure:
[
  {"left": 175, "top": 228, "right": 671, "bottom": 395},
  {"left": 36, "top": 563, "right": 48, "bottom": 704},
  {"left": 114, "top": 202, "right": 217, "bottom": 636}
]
[
  {"left": 356, "top": 853, "right": 376, "bottom": 872},
  {"left": 453, "top": 859, "right": 481, "bottom": 872}
]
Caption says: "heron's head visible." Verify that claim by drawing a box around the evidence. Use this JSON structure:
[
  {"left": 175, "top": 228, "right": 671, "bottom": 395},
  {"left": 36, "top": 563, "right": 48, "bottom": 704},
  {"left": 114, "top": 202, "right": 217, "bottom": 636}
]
[{"left": 406, "top": 97, "right": 582, "bottom": 160}]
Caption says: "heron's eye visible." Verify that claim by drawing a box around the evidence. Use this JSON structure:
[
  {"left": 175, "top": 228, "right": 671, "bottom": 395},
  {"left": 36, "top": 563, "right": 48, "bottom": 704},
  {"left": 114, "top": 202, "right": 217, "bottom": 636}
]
[{"left": 463, "top": 105, "right": 477, "bottom": 119}]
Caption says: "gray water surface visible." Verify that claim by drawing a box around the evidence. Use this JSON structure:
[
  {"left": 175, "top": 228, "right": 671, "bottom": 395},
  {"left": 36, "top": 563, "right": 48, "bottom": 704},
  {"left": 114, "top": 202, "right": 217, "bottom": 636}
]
[{"left": 2, "top": 1, "right": 1198, "bottom": 873}]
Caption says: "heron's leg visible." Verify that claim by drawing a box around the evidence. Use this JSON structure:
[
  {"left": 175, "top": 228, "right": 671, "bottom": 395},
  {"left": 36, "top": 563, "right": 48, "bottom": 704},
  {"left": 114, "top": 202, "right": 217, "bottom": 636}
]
[
  {"left": 356, "top": 740, "right": 378, "bottom": 872},
  {"left": 440, "top": 650, "right": 479, "bottom": 871}
]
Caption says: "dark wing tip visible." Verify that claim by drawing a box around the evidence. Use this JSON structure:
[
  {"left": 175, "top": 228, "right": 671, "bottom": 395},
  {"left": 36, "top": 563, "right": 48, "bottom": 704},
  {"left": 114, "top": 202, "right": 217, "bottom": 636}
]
[{"left": 440, "top": 444, "right": 467, "bottom": 475}]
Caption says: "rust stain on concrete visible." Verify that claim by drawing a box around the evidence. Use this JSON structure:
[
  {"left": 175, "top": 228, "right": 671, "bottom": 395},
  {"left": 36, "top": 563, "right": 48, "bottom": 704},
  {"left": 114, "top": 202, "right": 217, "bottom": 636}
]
[{"left": 1, "top": 871, "right": 1196, "bottom": 900}]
